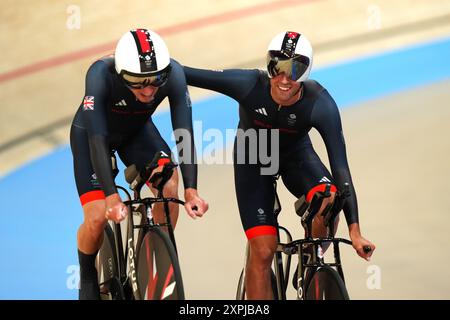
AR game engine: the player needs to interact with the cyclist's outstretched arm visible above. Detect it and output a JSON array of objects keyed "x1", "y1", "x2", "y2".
[
  {"x1": 310, "y1": 89, "x2": 375, "y2": 260},
  {"x1": 183, "y1": 66, "x2": 260, "y2": 102},
  {"x1": 168, "y1": 60, "x2": 208, "y2": 218},
  {"x1": 82, "y1": 60, "x2": 126, "y2": 222}
]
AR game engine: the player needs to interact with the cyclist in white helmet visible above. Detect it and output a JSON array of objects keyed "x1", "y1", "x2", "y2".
[
  {"x1": 70, "y1": 28, "x2": 208, "y2": 299},
  {"x1": 184, "y1": 31, "x2": 375, "y2": 299}
]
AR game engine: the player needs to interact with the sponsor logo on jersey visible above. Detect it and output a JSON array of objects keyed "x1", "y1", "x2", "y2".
[
  {"x1": 255, "y1": 107, "x2": 268, "y2": 116},
  {"x1": 287, "y1": 113, "x2": 297, "y2": 126},
  {"x1": 114, "y1": 99, "x2": 127, "y2": 107},
  {"x1": 257, "y1": 208, "x2": 266, "y2": 223},
  {"x1": 319, "y1": 176, "x2": 331, "y2": 183},
  {"x1": 90, "y1": 173, "x2": 100, "y2": 186}
]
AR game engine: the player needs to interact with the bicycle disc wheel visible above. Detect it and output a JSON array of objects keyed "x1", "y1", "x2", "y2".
[
  {"x1": 96, "y1": 223, "x2": 122, "y2": 300},
  {"x1": 136, "y1": 226, "x2": 184, "y2": 300},
  {"x1": 236, "y1": 269, "x2": 278, "y2": 300},
  {"x1": 305, "y1": 265, "x2": 349, "y2": 300}
]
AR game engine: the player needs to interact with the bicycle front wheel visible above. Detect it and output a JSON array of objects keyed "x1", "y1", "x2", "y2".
[
  {"x1": 236, "y1": 269, "x2": 278, "y2": 300},
  {"x1": 136, "y1": 226, "x2": 184, "y2": 300},
  {"x1": 304, "y1": 265, "x2": 349, "y2": 300},
  {"x1": 96, "y1": 223, "x2": 123, "y2": 300}
]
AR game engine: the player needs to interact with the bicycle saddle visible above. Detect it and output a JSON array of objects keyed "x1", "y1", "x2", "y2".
[
  {"x1": 295, "y1": 184, "x2": 332, "y2": 220},
  {"x1": 125, "y1": 151, "x2": 176, "y2": 192}
]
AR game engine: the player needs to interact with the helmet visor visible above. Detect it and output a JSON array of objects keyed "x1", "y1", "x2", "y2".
[
  {"x1": 120, "y1": 65, "x2": 171, "y2": 89},
  {"x1": 267, "y1": 51, "x2": 310, "y2": 81}
]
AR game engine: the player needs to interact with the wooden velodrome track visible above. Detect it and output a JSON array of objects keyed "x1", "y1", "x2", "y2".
[{"x1": 1, "y1": 0, "x2": 450, "y2": 299}]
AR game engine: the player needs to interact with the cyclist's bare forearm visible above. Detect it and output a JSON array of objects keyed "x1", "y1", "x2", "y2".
[
  {"x1": 348, "y1": 222, "x2": 361, "y2": 238},
  {"x1": 348, "y1": 222, "x2": 375, "y2": 260}
]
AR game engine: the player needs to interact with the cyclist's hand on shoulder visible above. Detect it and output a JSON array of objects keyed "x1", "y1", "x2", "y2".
[
  {"x1": 349, "y1": 223, "x2": 376, "y2": 261},
  {"x1": 105, "y1": 193, "x2": 128, "y2": 223},
  {"x1": 184, "y1": 188, "x2": 209, "y2": 219}
]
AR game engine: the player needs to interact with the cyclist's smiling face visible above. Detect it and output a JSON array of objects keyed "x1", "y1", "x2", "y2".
[
  {"x1": 270, "y1": 73, "x2": 302, "y2": 106},
  {"x1": 130, "y1": 85, "x2": 159, "y2": 103}
]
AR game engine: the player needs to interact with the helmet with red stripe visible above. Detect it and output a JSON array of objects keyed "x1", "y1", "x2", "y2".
[
  {"x1": 266, "y1": 31, "x2": 313, "y2": 83},
  {"x1": 115, "y1": 28, "x2": 171, "y2": 88}
]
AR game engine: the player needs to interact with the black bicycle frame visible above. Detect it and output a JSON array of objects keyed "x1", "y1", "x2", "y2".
[
  {"x1": 272, "y1": 177, "x2": 287, "y2": 300},
  {"x1": 271, "y1": 178, "x2": 352, "y2": 300},
  {"x1": 108, "y1": 154, "x2": 185, "y2": 300}
]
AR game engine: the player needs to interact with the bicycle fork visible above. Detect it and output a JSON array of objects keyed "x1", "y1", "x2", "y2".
[
  {"x1": 296, "y1": 243, "x2": 305, "y2": 299},
  {"x1": 126, "y1": 199, "x2": 141, "y2": 299}
]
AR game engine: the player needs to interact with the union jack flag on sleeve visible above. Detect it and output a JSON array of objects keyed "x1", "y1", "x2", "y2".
[{"x1": 83, "y1": 96, "x2": 95, "y2": 111}]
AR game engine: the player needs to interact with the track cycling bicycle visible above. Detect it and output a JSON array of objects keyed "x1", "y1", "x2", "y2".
[
  {"x1": 236, "y1": 176, "x2": 371, "y2": 300},
  {"x1": 96, "y1": 151, "x2": 185, "y2": 300}
]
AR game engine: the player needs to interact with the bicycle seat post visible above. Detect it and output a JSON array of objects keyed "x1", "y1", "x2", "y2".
[
  {"x1": 111, "y1": 153, "x2": 119, "y2": 179},
  {"x1": 162, "y1": 189, "x2": 178, "y2": 254},
  {"x1": 327, "y1": 217, "x2": 336, "y2": 237},
  {"x1": 305, "y1": 220, "x2": 314, "y2": 240}
]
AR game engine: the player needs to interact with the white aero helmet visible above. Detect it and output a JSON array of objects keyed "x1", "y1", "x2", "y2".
[
  {"x1": 266, "y1": 31, "x2": 313, "y2": 82},
  {"x1": 115, "y1": 28, "x2": 171, "y2": 88}
]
